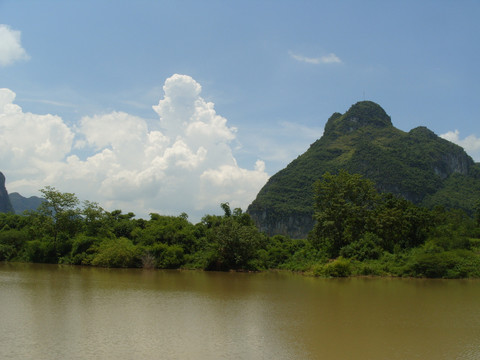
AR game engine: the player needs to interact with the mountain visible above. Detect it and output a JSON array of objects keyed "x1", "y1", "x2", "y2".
[
  {"x1": 0, "y1": 172, "x2": 14, "y2": 213},
  {"x1": 9, "y1": 192, "x2": 44, "y2": 214},
  {"x1": 247, "y1": 101, "x2": 480, "y2": 238}
]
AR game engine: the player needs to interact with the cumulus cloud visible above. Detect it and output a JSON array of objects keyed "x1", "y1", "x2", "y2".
[
  {"x1": 289, "y1": 51, "x2": 342, "y2": 64},
  {"x1": 1, "y1": 75, "x2": 269, "y2": 220},
  {"x1": 0, "y1": 88, "x2": 74, "y2": 167},
  {"x1": 440, "y1": 130, "x2": 480, "y2": 162},
  {"x1": 0, "y1": 24, "x2": 29, "y2": 66}
]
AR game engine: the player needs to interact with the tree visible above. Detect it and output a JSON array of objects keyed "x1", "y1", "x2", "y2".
[
  {"x1": 208, "y1": 217, "x2": 261, "y2": 270},
  {"x1": 82, "y1": 201, "x2": 110, "y2": 237},
  {"x1": 475, "y1": 200, "x2": 480, "y2": 227},
  {"x1": 374, "y1": 193, "x2": 431, "y2": 251},
  {"x1": 107, "y1": 210, "x2": 136, "y2": 239},
  {"x1": 221, "y1": 202, "x2": 232, "y2": 217},
  {"x1": 311, "y1": 170, "x2": 378, "y2": 258},
  {"x1": 37, "y1": 186, "x2": 81, "y2": 251},
  {"x1": 205, "y1": 203, "x2": 263, "y2": 270}
]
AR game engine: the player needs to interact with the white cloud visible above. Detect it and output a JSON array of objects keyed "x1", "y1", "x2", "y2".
[
  {"x1": 0, "y1": 88, "x2": 74, "y2": 167},
  {"x1": 199, "y1": 161, "x2": 267, "y2": 209},
  {"x1": 0, "y1": 24, "x2": 29, "y2": 66},
  {"x1": 1, "y1": 75, "x2": 269, "y2": 221},
  {"x1": 289, "y1": 51, "x2": 342, "y2": 64},
  {"x1": 440, "y1": 129, "x2": 480, "y2": 162}
]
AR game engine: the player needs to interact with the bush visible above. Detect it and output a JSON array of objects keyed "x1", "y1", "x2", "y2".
[
  {"x1": 357, "y1": 262, "x2": 384, "y2": 276},
  {"x1": 91, "y1": 237, "x2": 140, "y2": 268},
  {"x1": 184, "y1": 248, "x2": 217, "y2": 269},
  {"x1": 61, "y1": 235, "x2": 101, "y2": 265},
  {"x1": 158, "y1": 244, "x2": 185, "y2": 268},
  {"x1": 0, "y1": 244, "x2": 15, "y2": 261},
  {"x1": 145, "y1": 242, "x2": 185, "y2": 269},
  {"x1": 281, "y1": 243, "x2": 323, "y2": 271},
  {"x1": 22, "y1": 239, "x2": 57, "y2": 263},
  {"x1": 339, "y1": 232, "x2": 383, "y2": 261},
  {"x1": 0, "y1": 229, "x2": 29, "y2": 260},
  {"x1": 0, "y1": 229, "x2": 28, "y2": 249},
  {"x1": 313, "y1": 257, "x2": 352, "y2": 277},
  {"x1": 409, "y1": 249, "x2": 480, "y2": 278}
]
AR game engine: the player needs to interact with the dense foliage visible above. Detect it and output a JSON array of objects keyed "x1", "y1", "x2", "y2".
[{"x1": 1, "y1": 177, "x2": 480, "y2": 278}]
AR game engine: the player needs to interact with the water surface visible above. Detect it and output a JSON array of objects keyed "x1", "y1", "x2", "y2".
[{"x1": 1, "y1": 263, "x2": 480, "y2": 359}]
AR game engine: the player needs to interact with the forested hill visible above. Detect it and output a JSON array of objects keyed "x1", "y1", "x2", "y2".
[{"x1": 247, "y1": 101, "x2": 480, "y2": 238}]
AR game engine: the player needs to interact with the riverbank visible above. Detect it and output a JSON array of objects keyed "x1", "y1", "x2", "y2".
[{"x1": 1, "y1": 188, "x2": 480, "y2": 279}]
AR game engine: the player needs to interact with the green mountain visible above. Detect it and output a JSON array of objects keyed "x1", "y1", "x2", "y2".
[{"x1": 247, "y1": 101, "x2": 480, "y2": 238}]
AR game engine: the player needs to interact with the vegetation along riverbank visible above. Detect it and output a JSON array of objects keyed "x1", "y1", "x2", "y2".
[{"x1": 1, "y1": 170, "x2": 480, "y2": 279}]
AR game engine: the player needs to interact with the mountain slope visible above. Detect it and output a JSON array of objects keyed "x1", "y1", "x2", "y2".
[{"x1": 247, "y1": 101, "x2": 479, "y2": 238}]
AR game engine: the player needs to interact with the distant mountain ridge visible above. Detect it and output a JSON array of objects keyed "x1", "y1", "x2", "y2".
[
  {"x1": 9, "y1": 192, "x2": 44, "y2": 214},
  {"x1": 247, "y1": 101, "x2": 480, "y2": 238},
  {"x1": 0, "y1": 172, "x2": 44, "y2": 214}
]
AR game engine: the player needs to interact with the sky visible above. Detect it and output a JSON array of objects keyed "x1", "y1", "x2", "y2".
[{"x1": 1, "y1": 0, "x2": 479, "y2": 221}]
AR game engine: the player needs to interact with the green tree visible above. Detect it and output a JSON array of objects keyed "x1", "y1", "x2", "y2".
[
  {"x1": 207, "y1": 217, "x2": 262, "y2": 270},
  {"x1": 475, "y1": 200, "x2": 480, "y2": 227},
  {"x1": 204, "y1": 203, "x2": 263, "y2": 270},
  {"x1": 135, "y1": 213, "x2": 196, "y2": 253},
  {"x1": 82, "y1": 201, "x2": 110, "y2": 237},
  {"x1": 107, "y1": 210, "x2": 137, "y2": 239},
  {"x1": 221, "y1": 202, "x2": 232, "y2": 217},
  {"x1": 374, "y1": 193, "x2": 432, "y2": 251},
  {"x1": 311, "y1": 170, "x2": 378, "y2": 258},
  {"x1": 37, "y1": 186, "x2": 81, "y2": 253}
]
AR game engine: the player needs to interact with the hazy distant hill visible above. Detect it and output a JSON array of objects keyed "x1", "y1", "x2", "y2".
[
  {"x1": 247, "y1": 101, "x2": 480, "y2": 238},
  {"x1": 9, "y1": 192, "x2": 44, "y2": 214}
]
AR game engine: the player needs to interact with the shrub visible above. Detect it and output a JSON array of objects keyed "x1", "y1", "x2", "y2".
[
  {"x1": 323, "y1": 257, "x2": 352, "y2": 277},
  {"x1": 62, "y1": 234, "x2": 101, "y2": 265},
  {"x1": 339, "y1": 232, "x2": 383, "y2": 261},
  {"x1": 91, "y1": 237, "x2": 140, "y2": 268},
  {"x1": 146, "y1": 242, "x2": 185, "y2": 269},
  {"x1": 22, "y1": 239, "x2": 56, "y2": 263},
  {"x1": 281, "y1": 244, "x2": 323, "y2": 271},
  {"x1": 409, "y1": 249, "x2": 480, "y2": 278},
  {"x1": 158, "y1": 244, "x2": 185, "y2": 268},
  {"x1": 0, "y1": 229, "x2": 28, "y2": 249},
  {"x1": 313, "y1": 257, "x2": 352, "y2": 277},
  {"x1": 0, "y1": 244, "x2": 15, "y2": 261},
  {"x1": 357, "y1": 262, "x2": 384, "y2": 276},
  {"x1": 0, "y1": 229, "x2": 29, "y2": 260}
]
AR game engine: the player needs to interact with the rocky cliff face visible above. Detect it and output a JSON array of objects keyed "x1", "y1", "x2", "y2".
[
  {"x1": 251, "y1": 208, "x2": 315, "y2": 239},
  {"x1": 247, "y1": 101, "x2": 479, "y2": 238},
  {"x1": 0, "y1": 172, "x2": 14, "y2": 213}
]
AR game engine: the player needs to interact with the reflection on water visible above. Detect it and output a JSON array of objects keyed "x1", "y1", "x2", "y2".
[{"x1": 1, "y1": 263, "x2": 480, "y2": 359}]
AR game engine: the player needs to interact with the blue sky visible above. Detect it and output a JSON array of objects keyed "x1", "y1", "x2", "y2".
[{"x1": 1, "y1": 0, "x2": 479, "y2": 220}]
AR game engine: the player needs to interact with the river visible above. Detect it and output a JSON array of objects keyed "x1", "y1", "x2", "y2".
[{"x1": 1, "y1": 263, "x2": 480, "y2": 359}]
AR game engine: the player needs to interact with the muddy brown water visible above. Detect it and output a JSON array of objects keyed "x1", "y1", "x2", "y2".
[{"x1": 1, "y1": 263, "x2": 480, "y2": 359}]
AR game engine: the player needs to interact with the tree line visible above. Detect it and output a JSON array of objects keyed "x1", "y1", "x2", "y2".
[{"x1": 1, "y1": 171, "x2": 480, "y2": 278}]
